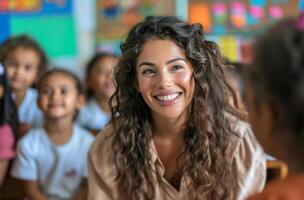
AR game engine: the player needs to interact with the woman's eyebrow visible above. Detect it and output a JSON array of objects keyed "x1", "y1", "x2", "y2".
[
  {"x1": 166, "y1": 57, "x2": 186, "y2": 64},
  {"x1": 138, "y1": 57, "x2": 186, "y2": 68},
  {"x1": 138, "y1": 62, "x2": 155, "y2": 68}
]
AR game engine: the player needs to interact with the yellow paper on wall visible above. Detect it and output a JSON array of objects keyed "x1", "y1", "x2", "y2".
[{"x1": 219, "y1": 36, "x2": 238, "y2": 62}]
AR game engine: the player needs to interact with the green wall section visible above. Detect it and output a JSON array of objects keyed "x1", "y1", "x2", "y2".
[
  {"x1": 176, "y1": 0, "x2": 188, "y2": 20},
  {"x1": 11, "y1": 15, "x2": 76, "y2": 58}
]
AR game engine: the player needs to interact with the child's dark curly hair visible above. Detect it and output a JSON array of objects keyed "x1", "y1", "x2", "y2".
[{"x1": 247, "y1": 16, "x2": 304, "y2": 139}]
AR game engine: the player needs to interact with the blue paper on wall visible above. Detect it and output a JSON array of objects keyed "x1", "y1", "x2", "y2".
[
  {"x1": 250, "y1": 0, "x2": 266, "y2": 6},
  {"x1": 0, "y1": 14, "x2": 10, "y2": 43}
]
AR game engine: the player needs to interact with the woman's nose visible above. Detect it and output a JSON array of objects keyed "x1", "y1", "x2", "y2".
[{"x1": 157, "y1": 71, "x2": 172, "y2": 89}]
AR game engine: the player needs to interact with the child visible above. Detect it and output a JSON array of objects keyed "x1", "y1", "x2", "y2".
[
  {"x1": 0, "y1": 34, "x2": 48, "y2": 135},
  {"x1": 224, "y1": 61, "x2": 246, "y2": 113},
  {"x1": 88, "y1": 16, "x2": 266, "y2": 200},
  {"x1": 0, "y1": 62, "x2": 18, "y2": 187},
  {"x1": 11, "y1": 69, "x2": 95, "y2": 200},
  {"x1": 245, "y1": 16, "x2": 304, "y2": 199},
  {"x1": 77, "y1": 52, "x2": 119, "y2": 135}
]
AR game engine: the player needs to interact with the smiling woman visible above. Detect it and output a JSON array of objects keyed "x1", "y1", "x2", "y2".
[
  {"x1": 88, "y1": 16, "x2": 266, "y2": 200},
  {"x1": 136, "y1": 39, "x2": 195, "y2": 120}
]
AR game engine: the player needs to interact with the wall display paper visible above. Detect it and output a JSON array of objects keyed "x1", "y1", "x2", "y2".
[
  {"x1": 189, "y1": 0, "x2": 300, "y2": 34},
  {"x1": 189, "y1": 3, "x2": 212, "y2": 32},
  {"x1": 97, "y1": 0, "x2": 175, "y2": 40},
  {"x1": 0, "y1": 0, "x2": 76, "y2": 59}
]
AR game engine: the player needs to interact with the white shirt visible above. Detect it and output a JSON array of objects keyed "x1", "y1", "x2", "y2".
[
  {"x1": 18, "y1": 88, "x2": 43, "y2": 127},
  {"x1": 11, "y1": 125, "x2": 95, "y2": 200},
  {"x1": 76, "y1": 99, "x2": 110, "y2": 131}
]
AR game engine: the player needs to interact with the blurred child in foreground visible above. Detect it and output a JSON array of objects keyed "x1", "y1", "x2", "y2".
[{"x1": 245, "y1": 15, "x2": 304, "y2": 200}]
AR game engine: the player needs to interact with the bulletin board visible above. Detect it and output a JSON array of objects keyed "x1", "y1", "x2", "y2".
[
  {"x1": 189, "y1": 0, "x2": 301, "y2": 34},
  {"x1": 188, "y1": 0, "x2": 302, "y2": 63},
  {"x1": 0, "y1": 0, "x2": 77, "y2": 59},
  {"x1": 95, "y1": 0, "x2": 175, "y2": 54}
]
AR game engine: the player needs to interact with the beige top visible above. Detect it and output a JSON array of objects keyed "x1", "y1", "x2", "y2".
[{"x1": 88, "y1": 119, "x2": 266, "y2": 200}]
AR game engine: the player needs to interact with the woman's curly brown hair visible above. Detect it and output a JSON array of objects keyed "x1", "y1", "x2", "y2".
[{"x1": 110, "y1": 16, "x2": 244, "y2": 200}]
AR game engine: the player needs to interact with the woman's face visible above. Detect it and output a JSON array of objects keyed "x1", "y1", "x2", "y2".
[{"x1": 136, "y1": 38, "x2": 195, "y2": 121}]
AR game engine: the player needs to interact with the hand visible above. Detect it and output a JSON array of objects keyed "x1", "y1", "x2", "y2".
[{"x1": 246, "y1": 175, "x2": 304, "y2": 200}]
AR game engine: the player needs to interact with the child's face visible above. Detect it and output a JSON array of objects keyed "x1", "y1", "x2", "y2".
[
  {"x1": 38, "y1": 72, "x2": 83, "y2": 120},
  {"x1": 87, "y1": 56, "x2": 117, "y2": 99},
  {"x1": 5, "y1": 47, "x2": 40, "y2": 92},
  {"x1": 136, "y1": 38, "x2": 195, "y2": 121}
]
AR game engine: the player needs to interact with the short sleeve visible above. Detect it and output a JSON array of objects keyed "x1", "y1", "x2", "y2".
[
  {"x1": 11, "y1": 135, "x2": 38, "y2": 180},
  {"x1": 231, "y1": 121, "x2": 267, "y2": 200},
  {"x1": 0, "y1": 125, "x2": 15, "y2": 159}
]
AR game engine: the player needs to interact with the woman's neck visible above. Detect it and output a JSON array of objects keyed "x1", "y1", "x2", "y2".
[
  {"x1": 152, "y1": 115, "x2": 187, "y2": 140},
  {"x1": 14, "y1": 89, "x2": 27, "y2": 107},
  {"x1": 95, "y1": 95, "x2": 111, "y2": 113}
]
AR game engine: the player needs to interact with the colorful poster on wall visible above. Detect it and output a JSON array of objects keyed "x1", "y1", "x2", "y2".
[
  {"x1": 219, "y1": 36, "x2": 239, "y2": 62},
  {"x1": 189, "y1": 0, "x2": 300, "y2": 35},
  {"x1": 189, "y1": 3, "x2": 212, "y2": 32},
  {"x1": 0, "y1": 0, "x2": 72, "y2": 14},
  {"x1": 231, "y1": 1, "x2": 247, "y2": 29},
  {"x1": 212, "y1": 2, "x2": 228, "y2": 33},
  {"x1": 96, "y1": 0, "x2": 175, "y2": 52},
  {"x1": 269, "y1": 5, "x2": 283, "y2": 20},
  {"x1": 0, "y1": 0, "x2": 76, "y2": 59}
]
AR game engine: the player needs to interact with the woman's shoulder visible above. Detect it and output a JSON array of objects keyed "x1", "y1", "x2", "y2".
[
  {"x1": 90, "y1": 124, "x2": 115, "y2": 162},
  {"x1": 88, "y1": 124, "x2": 117, "y2": 178},
  {"x1": 226, "y1": 113, "x2": 252, "y2": 139},
  {"x1": 226, "y1": 114, "x2": 264, "y2": 157}
]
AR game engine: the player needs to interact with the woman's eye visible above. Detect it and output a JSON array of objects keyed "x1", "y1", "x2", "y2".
[
  {"x1": 142, "y1": 69, "x2": 155, "y2": 75},
  {"x1": 172, "y1": 65, "x2": 183, "y2": 71}
]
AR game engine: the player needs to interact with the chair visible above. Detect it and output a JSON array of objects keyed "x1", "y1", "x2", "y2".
[{"x1": 266, "y1": 159, "x2": 288, "y2": 184}]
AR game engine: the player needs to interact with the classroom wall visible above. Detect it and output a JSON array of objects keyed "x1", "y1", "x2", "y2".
[
  {"x1": 0, "y1": 0, "x2": 109, "y2": 79},
  {"x1": 1, "y1": 0, "x2": 303, "y2": 76},
  {"x1": 188, "y1": 0, "x2": 302, "y2": 63}
]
